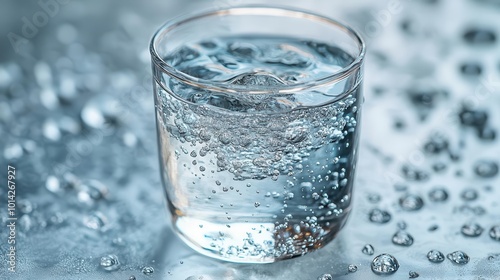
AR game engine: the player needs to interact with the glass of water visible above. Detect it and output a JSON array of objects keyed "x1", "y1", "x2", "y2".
[{"x1": 150, "y1": 6, "x2": 365, "y2": 263}]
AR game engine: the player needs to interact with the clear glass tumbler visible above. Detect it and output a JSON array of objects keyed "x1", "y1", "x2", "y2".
[{"x1": 150, "y1": 6, "x2": 365, "y2": 263}]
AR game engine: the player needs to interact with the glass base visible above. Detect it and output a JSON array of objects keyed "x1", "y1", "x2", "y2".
[{"x1": 170, "y1": 210, "x2": 350, "y2": 263}]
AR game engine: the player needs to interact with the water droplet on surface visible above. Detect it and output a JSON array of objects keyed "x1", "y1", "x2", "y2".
[
  {"x1": 460, "y1": 62, "x2": 482, "y2": 76},
  {"x1": 392, "y1": 230, "x2": 414, "y2": 246},
  {"x1": 460, "y1": 189, "x2": 478, "y2": 201},
  {"x1": 463, "y1": 28, "x2": 496, "y2": 45},
  {"x1": 397, "y1": 221, "x2": 407, "y2": 230},
  {"x1": 123, "y1": 132, "x2": 138, "y2": 147},
  {"x1": 447, "y1": 251, "x2": 470, "y2": 265},
  {"x1": 83, "y1": 211, "x2": 108, "y2": 230},
  {"x1": 43, "y1": 119, "x2": 62, "y2": 141},
  {"x1": 488, "y1": 254, "x2": 500, "y2": 262},
  {"x1": 401, "y1": 165, "x2": 429, "y2": 181},
  {"x1": 459, "y1": 107, "x2": 488, "y2": 128},
  {"x1": 4, "y1": 143, "x2": 23, "y2": 160},
  {"x1": 317, "y1": 273, "x2": 332, "y2": 280},
  {"x1": 18, "y1": 215, "x2": 32, "y2": 232},
  {"x1": 423, "y1": 134, "x2": 448, "y2": 154},
  {"x1": 46, "y1": 175, "x2": 61, "y2": 193},
  {"x1": 473, "y1": 160, "x2": 498, "y2": 178},
  {"x1": 77, "y1": 180, "x2": 109, "y2": 204},
  {"x1": 369, "y1": 208, "x2": 391, "y2": 224},
  {"x1": 254, "y1": 202, "x2": 261, "y2": 208},
  {"x1": 428, "y1": 224, "x2": 439, "y2": 231},
  {"x1": 490, "y1": 225, "x2": 500, "y2": 241},
  {"x1": 399, "y1": 194, "x2": 424, "y2": 211},
  {"x1": 81, "y1": 95, "x2": 120, "y2": 128},
  {"x1": 348, "y1": 264, "x2": 358, "y2": 273},
  {"x1": 461, "y1": 222, "x2": 483, "y2": 237},
  {"x1": 409, "y1": 271, "x2": 420, "y2": 278},
  {"x1": 129, "y1": 276, "x2": 136, "y2": 280},
  {"x1": 427, "y1": 250, "x2": 445, "y2": 263},
  {"x1": 477, "y1": 126, "x2": 496, "y2": 141},
  {"x1": 142, "y1": 266, "x2": 154, "y2": 275},
  {"x1": 428, "y1": 187, "x2": 448, "y2": 202},
  {"x1": 371, "y1": 254, "x2": 400, "y2": 275},
  {"x1": 362, "y1": 244, "x2": 375, "y2": 255},
  {"x1": 100, "y1": 254, "x2": 120, "y2": 271}
]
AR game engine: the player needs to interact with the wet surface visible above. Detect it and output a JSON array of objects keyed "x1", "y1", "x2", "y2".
[{"x1": 1, "y1": 0, "x2": 499, "y2": 279}]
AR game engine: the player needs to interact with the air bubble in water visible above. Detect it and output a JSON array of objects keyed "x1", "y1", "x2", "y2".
[
  {"x1": 447, "y1": 251, "x2": 470, "y2": 265},
  {"x1": 399, "y1": 194, "x2": 424, "y2": 211},
  {"x1": 461, "y1": 223, "x2": 483, "y2": 237},
  {"x1": 490, "y1": 225, "x2": 500, "y2": 241},
  {"x1": 392, "y1": 230, "x2": 414, "y2": 246},
  {"x1": 100, "y1": 254, "x2": 120, "y2": 271},
  {"x1": 362, "y1": 244, "x2": 375, "y2": 255},
  {"x1": 371, "y1": 254, "x2": 399, "y2": 275},
  {"x1": 368, "y1": 208, "x2": 391, "y2": 224},
  {"x1": 428, "y1": 187, "x2": 448, "y2": 202},
  {"x1": 427, "y1": 250, "x2": 445, "y2": 263}
]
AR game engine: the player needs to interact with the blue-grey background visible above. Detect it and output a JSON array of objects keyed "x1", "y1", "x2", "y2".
[{"x1": 1, "y1": 0, "x2": 500, "y2": 279}]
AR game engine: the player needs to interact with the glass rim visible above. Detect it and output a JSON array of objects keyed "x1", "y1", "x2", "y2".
[{"x1": 150, "y1": 6, "x2": 366, "y2": 94}]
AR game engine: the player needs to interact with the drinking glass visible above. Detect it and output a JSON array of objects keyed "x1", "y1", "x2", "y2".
[{"x1": 150, "y1": 6, "x2": 365, "y2": 263}]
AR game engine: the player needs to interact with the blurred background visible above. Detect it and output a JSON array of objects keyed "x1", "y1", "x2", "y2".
[{"x1": 1, "y1": 0, "x2": 499, "y2": 279}]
